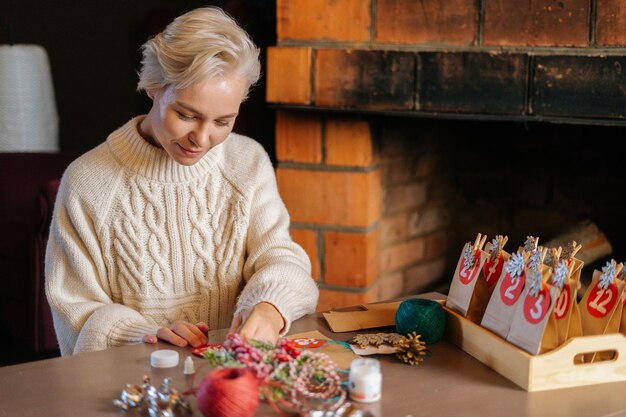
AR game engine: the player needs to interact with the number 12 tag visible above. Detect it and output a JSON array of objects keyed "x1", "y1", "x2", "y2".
[{"x1": 587, "y1": 281, "x2": 618, "y2": 318}]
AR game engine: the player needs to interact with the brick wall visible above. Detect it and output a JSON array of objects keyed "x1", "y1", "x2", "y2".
[
  {"x1": 378, "y1": 120, "x2": 450, "y2": 299},
  {"x1": 267, "y1": 0, "x2": 626, "y2": 310},
  {"x1": 275, "y1": 112, "x2": 383, "y2": 311}
]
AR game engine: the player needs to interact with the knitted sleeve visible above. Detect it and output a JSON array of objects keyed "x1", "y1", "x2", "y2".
[
  {"x1": 45, "y1": 171, "x2": 159, "y2": 356},
  {"x1": 236, "y1": 154, "x2": 319, "y2": 334}
]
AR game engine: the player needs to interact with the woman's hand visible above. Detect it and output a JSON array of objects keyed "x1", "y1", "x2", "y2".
[
  {"x1": 230, "y1": 302, "x2": 285, "y2": 344},
  {"x1": 143, "y1": 321, "x2": 208, "y2": 347}
]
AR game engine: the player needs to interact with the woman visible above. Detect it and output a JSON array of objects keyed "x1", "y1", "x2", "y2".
[{"x1": 45, "y1": 7, "x2": 318, "y2": 355}]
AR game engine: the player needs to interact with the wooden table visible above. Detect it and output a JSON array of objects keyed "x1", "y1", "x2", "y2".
[{"x1": 2, "y1": 295, "x2": 626, "y2": 417}]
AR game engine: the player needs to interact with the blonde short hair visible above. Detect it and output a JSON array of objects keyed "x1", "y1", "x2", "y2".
[{"x1": 137, "y1": 7, "x2": 260, "y2": 97}]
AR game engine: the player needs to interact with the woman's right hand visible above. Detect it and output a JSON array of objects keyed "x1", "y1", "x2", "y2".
[{"x1": 143, "y1": 321, "x2": 208, "y2": 347}]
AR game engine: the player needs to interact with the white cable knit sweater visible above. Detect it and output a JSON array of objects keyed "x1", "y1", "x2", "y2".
[{"x1": 45, "y1": 117, "x2": 318, "y2": 355}]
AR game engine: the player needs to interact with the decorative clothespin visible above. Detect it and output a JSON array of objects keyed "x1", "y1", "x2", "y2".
[
  {"x1": 462, "y1": 233, "x2": 486, "y2": 270},
  {"x1": 486, "y1": 235, "x2": 508, "y2": 262},
  {"x1": 504, "y1": 250, "x2": 525, "y2": 278},
  {"x1": 543, "y1": 247, "x2": 562, "y2": 268},
  {"x1": 599, "y1": 260, "x2": 618, "y2": 290},
  {"x1": 528, "y1": 246, "x2": 547, "y2": 271},
  {"x1": 561, "y1": 241, "x2": 582, "y2": 261},
  {"x1": 551, "y1": 260, "x2": 570, "y2": 290},
  {"x1": 523, "y1": 236, "x2": 539, "y2": 253}
]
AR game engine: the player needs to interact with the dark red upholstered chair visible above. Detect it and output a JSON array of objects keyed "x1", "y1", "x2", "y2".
[
  {"x1": 32, "y1": 179, "x2": 62, "y2": 353},
  {"x1": 0, "y1": 153, "x2": 77, "y2": 361}
]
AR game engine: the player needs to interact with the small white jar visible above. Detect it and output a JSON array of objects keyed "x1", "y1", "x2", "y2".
[{"x1": 349, "y1": 358, "x2": 382, "y2": 403}]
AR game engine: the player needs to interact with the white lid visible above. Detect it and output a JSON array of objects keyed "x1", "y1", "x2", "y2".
[{"x1": 150, "y1": 350, "x2": 180, "y2": 368}]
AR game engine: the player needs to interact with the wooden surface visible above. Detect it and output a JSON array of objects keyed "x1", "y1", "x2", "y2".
[{"x1": 3, "y1": 293, "x2": 626, "y2": 417}]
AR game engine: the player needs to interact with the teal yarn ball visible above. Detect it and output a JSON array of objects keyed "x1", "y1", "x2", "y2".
[{"x1": 395, "y1": 299, "x2": 446, "y2": 344}]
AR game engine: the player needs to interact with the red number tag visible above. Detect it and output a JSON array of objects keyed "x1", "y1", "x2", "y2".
[
  {"x1": 523, "y1": 286, "x2": 551, "y2": 324},
  {"x1": 587, "y1": 281, "x2": 618, "y2": 318},
  {"x1": 499, "y1": 271, "x2": 526, "y2": 306},
  {"x1": 290, "y1": 338, "x2": 327, "y2": 349},
  {"x1": 459, "y1": 249, "x2": 481, "y2": 285},
  {"x1": 483, "y1": 253, "x2": 504, "y2": 286},
  {"x1": 553, "y1": 283, "x2": 571, "y2": 320}
]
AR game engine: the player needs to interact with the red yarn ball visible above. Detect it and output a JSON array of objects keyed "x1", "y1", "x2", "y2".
[{"x1": 196, "y1": 368, "x2": 259, "y2": 417}]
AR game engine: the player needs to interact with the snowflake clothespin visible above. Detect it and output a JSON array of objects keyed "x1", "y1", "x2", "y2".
[
  {"x1": 618, "y1": 264, "x2": 626, "y2": 281},
  {"x1": 528, "y1": 268, "x2": 543, "y2": 297},
  {"x1": 599, "y1": 260, "x2": 617, "y2": 290},
  {"x1": 524, "y1": 236, "x2": 539, "y2": 253},
  {"x1": 561, "y1": 241, "x2": 582, "y2": 261},
  {"x1": 504, "y1": 250, "x2": 525, "y2": 278},
  {"x1": 528, "y1": 246, "x2": 545, "y2": 271},
  {"x1": 462, "y1": 243, "x2": 476, "y2": 270},
  {"x1": 487, "y1": 235, "x2": 508, "y2": 262},
  {"x1": 543, "y1": 247, "x2": 561, "y2": 268},
  {"x1": 551, "y1": 260, "x2": 569, "y2": 290}
]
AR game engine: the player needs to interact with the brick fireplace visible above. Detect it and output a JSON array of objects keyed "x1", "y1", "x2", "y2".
[{"x1": 266, "y1": 0, "x2": 626, "y2": 311}]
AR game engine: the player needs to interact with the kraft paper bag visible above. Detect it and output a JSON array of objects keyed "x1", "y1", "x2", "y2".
[
  {"x1": 553, "y1": 256, "x2": 584, "y2": 344},
  {"x1": 506, "y1": 266, "x2": 558, "y2": 355},
  {"x1": 463, "y1": 235, "x2": 511, "y2": 323},
  {"x1": 618, "y1": 268, "x2": 626, "y2": 336},
  {"x1": 481, "y1": 235, "x2": 511, "y2": 300},
  {"x1": 445, "y1": 234, "x2": 488, "y2": 322},
  {"x1": 481, "y1": 249, "x2": 531, "y2": 338},
  {"x1": 579, "y1": 260, "x2": 625, "y2": 362}
]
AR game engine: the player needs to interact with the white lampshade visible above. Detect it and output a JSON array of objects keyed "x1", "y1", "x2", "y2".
[{"x1": 0, "y1": 44, "x2": 59, "y2": 151}]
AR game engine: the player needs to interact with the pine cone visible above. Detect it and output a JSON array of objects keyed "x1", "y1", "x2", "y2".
[{"x1": 395, "y1": 332, "x2": 429, "y2": 366}]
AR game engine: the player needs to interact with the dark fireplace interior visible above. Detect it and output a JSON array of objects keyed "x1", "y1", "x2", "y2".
[{"x1": 380, "y1": 116, "x2": 625, "y2": 292}]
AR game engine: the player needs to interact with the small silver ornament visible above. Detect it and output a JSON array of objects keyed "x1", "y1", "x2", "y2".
[{"x1": 113, "y1": 376, "x2": 190, "y2": 416}]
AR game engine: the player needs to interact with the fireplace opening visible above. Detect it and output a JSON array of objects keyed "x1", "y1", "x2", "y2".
[{"x1": 378, "y1": 116, "x2": 625, "y2": 296}]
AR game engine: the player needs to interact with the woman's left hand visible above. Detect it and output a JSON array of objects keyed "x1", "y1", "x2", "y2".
[{"x1": 230, "y1": 302, "x2": 285, "y2": 344}]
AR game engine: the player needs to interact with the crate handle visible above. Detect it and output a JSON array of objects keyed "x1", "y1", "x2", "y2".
[{"x1": 540, "y1": 333, "x2": 626, "y2": 368}]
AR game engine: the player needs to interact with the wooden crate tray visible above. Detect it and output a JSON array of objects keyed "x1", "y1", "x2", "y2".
[{"x1": 444, "y1": 305, "x2": 626, "y2": 391}]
